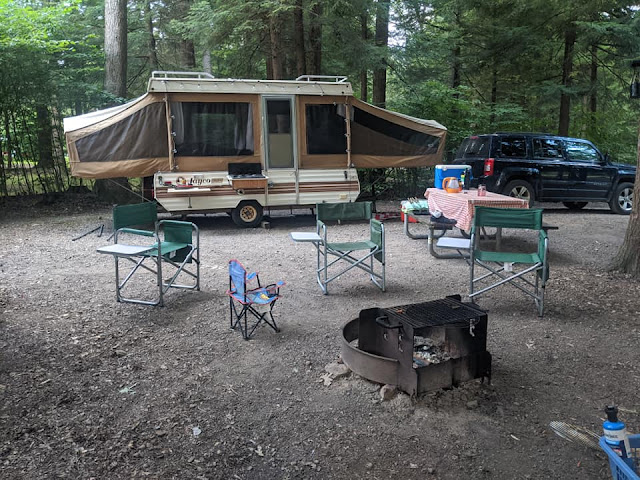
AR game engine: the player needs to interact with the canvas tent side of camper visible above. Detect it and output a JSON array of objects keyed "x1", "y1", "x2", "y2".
[{"x1": 63, "y1": 75, "x2": 447, "y2": 180}]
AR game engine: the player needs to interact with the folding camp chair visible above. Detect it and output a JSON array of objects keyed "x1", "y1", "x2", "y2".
[
  {"x1": 227, "y1": 259, "x2": 284, "y2": 340},
  {"x1": 109, "y1": 202, "x2": 158, "y2": 240},
  {"x1": 290, "y1": 202, "x2": 385, "y2": 294},
  {"x1": 469, "y1": 206, "x2": 549, "y2": 316},
  {"x1": 97, "y1": 218, "x2": 200, "y2": 307}
]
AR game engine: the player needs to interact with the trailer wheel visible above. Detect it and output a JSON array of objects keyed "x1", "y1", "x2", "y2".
[{"x1": 231, "y1": 200, "x2": 263, "y2": 228}]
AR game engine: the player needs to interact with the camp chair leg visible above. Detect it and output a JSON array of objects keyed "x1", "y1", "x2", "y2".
[
  {"x1": 470, "y1": 260, "x2": 546, "y2": 316},
  {"x1": 160, "y1": 252, "x2": 199, "y2": 292},
  {"x1": 317, "y1": 246, "x2": 384, "y2": 293},
  {"x1": 113, "y1": 255, "x2": 164, "y2": 306},
  {"x1": 470, "y1": 261, "x2": 543, "y2": 298},
  {"x1": 317, "y1": 243, "x2": 329, "y2": 295},
  {"x1": 230, "y1": 304, "x2": 281, "y2": 340}
]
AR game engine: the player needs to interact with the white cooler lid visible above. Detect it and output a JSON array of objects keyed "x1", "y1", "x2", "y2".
[{"x1": 435, "y1": 164, "x2": 471, "y2": 170}]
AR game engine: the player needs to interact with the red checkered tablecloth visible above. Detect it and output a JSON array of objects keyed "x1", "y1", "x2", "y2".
[{"x1": 424, "y1": 188, "x2": 529, "y2": 232}]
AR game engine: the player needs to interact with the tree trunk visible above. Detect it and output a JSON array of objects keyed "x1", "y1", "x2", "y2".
[
  {"x1": 174, "y1": 0, "x2": 195, "y2": 69},
  {"x1": 293, "y1": 0, "x2": 306, "y2": 77},
  {"x1": 452, "y1": 45, "x2": 461, "y2": 89},
  {"x1": 145, "y1": 0, "x2": 159, "y2": 73},
  {"x1": 3, "y1": 110, "x2": 12, "y2": 169},
  {"x1": 269, "y1": 15, "x2": 284, "y2": 79},
  {"x1": 202, "y1": 50, "x2": 211, "y2": 74},
  {"x1": 265, "y1": 48, "x2": 274, "y2": 80},
  {"x1": 558, "y1": 26, "x2": 576, "y2": 137},
  {"x1": 308, "y1": 1, "x2": 323, "y2": 75},
  {"x1": 181, "y1": 40, "x2": 196, "y2": 69},
  {"x1": 451, "y1": 8, "x2": 461, "y2": 91},
  {"x1": 372, "y1": 0, "x2": 390, "y2": 108},
  {"x1": 611, "y1": 117, "x2": 640, "y2": 276},
  {"x1": 102, "y1": 0, "x2": 133, "y2": 203},
  {"x1": 489, "y1": 63, "x2": 497, "y2": 127},
  {"x1": 360, "y1": 13, "x2": 368, "y2": 101},
  {"x1": 104, "y1": 0, "x2": 128, "y2": 98},
  {"x1": 36, "y1": 106, "x2": 53, "y2": 168},
  {"x1": 589, "y1": 44, "x2": 597, "y2": 115}
]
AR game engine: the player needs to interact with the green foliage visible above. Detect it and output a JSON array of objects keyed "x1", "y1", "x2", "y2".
[{"x1": 1, "y1": 0, "x2": 639, "y2": 198}]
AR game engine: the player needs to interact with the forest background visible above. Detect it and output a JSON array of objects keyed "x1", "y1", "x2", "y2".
[{"x1": 0, "y1": 0, "x2": 639, "y2": 199}]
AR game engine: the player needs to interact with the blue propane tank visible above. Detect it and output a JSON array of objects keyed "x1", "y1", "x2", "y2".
[{"x1": 603, "y1": 405, "x2": 633, "y2": 465}]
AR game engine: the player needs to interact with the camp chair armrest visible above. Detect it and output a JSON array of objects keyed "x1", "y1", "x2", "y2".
[
  {"x1": 538, "y1": 229, "x2": 549, "y2": 260},
  {"x1": 317, "y1": 220, "x2": 328, "y2": 243},
  {"x1": 118, "y1": 227, "x2": 156, "y2": 237},
  {"x1": 264, "y1": 281, "x2": 285, "y2": 294},
  {"x1": 539, "y1": 229, "x2": 549, "y2": 241}
]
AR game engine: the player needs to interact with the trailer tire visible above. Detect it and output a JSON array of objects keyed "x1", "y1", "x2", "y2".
[{"x1": 231, "y1": 201, "x2": 263, "y2": 228}]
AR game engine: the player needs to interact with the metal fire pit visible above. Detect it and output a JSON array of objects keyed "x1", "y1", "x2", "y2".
[{"x1": 341, "y1": 295, "x2": 491, "y2": 396}]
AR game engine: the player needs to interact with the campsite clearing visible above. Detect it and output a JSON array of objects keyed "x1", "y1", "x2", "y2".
[{"x1": 0, "y1": 193, "x2": 639, "y2": 479}]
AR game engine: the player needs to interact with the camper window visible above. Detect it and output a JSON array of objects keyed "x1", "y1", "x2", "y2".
[
  {"x1": 305, "y1": 104, "x2": 347, "y2": 155},
  {"x1": 171, "y1": 102, "x2": 253, "y2": 157}
]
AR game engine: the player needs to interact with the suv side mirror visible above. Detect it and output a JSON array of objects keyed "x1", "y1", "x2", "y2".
[{"x1": 603, "y1": 152, "x2": 610, "y2": 163}]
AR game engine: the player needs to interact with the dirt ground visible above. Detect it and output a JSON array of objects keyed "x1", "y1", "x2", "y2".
[{"x1": 1, "y1": 193, "x2": 639, "y2": 480}]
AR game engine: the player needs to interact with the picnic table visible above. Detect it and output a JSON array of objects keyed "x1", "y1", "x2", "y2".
[
  {"x1": 424, "y1": 188, "x2": 529, "y2": 233},
  {"x1": 403, "y1": 190, "x2": 556, "y2": 259}
]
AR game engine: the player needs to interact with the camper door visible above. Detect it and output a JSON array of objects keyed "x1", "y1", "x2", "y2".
[{"x1": 262, "y1": 96, "x2": 298, "y2": 205}]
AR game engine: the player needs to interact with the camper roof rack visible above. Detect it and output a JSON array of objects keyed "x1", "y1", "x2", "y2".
[
  {"x1": 152, "y1": 71, "x2": 215, "y2": 80},
  {"x1": 296, "y1": 75, "x2": 348, "y2": 83}
]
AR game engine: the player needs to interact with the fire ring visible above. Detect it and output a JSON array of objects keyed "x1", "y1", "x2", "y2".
[
  {"x1": 341, "y1": 318, "x2": 400, "y2": 387},
  {"x1": 340, "y1": 296, "x2": 492, "y2": 397}
]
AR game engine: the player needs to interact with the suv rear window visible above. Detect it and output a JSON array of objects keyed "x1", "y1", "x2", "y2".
[
  {"x1": 497, "y1": 136, "x2": 527, "y2": 158},
  {"x1": 456, "y1": 136, "x2": 490, "y2": 158}
]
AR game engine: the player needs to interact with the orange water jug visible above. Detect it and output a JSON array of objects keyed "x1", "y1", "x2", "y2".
[{"x1": 442, "y1": 177, "x2": 462, "y2": 193}]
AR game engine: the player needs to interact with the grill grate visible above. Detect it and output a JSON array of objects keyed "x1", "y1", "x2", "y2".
[{"x1": 383, "y1": 297, "x2": 485, "y2": 329}]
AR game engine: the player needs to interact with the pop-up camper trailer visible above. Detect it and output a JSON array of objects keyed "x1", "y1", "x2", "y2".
[{"x1": 64, "y1": 72, "x2": 447, "y2": 227}]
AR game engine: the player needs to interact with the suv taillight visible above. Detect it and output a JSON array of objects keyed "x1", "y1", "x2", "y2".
[{"x1": 484, "y1": 158, "x2": 495, "y2": 176}]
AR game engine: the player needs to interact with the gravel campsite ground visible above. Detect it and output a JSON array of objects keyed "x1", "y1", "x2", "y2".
[{"x1": 1, "y1": 193, "x2": 639, "y2": 479}]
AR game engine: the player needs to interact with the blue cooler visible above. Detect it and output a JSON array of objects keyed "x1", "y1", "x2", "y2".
[{"x1": 435, "y1": 165, "x2": 471, "y2": 189}]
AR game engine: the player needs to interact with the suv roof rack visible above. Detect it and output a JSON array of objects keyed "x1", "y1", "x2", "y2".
[{"x1": 492, "y1": 132, "x2": 554, "y2": 136}]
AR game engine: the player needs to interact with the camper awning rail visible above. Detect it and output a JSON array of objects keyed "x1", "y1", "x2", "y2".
[
  {"x1": 295, "y1": 75, "x2": 348, "y2": 83},
  {"x1": 147, "y1": 76, "x2": 354, "y2": 95},
  {"x1": 152, "y1": 71, "x2": 216, "y2": 80}
]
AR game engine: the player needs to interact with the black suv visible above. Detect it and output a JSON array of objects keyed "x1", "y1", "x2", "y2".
[{"x1": 453, "y1": 133, "x2": 636, "y2": 214}]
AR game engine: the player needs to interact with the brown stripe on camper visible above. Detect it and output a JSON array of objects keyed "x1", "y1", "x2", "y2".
[
  {"x1": 155, "y1": 186, "x2": 237, "y2": 198},
  {"x1": 266, "y1": 183, "x2": 296, "y2": 194},
  {"x1": 299, "y1": 181, "x2": 360, "y2": 193}
]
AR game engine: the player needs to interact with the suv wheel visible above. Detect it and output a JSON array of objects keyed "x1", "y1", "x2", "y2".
[
  {"x1": 609, "y1": 182, "x2": 634, "y2": 215},
  {"x1": 563, "y1": 201, "x2": 588, "y2": 210},
  {"x1": 503, "y1": 180, "x2": 535, "y2": 207}
]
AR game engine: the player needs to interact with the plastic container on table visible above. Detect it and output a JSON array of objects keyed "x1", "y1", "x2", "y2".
[
  {"x1": 400, "y1": 199, "x2": 429, "y2": 223},
  {"x1": 434, "y1": 165, "x2": 471, "y2": 189},
  {"x1": 599, "y1": 434, "x2": 640, "y2": 480}
]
